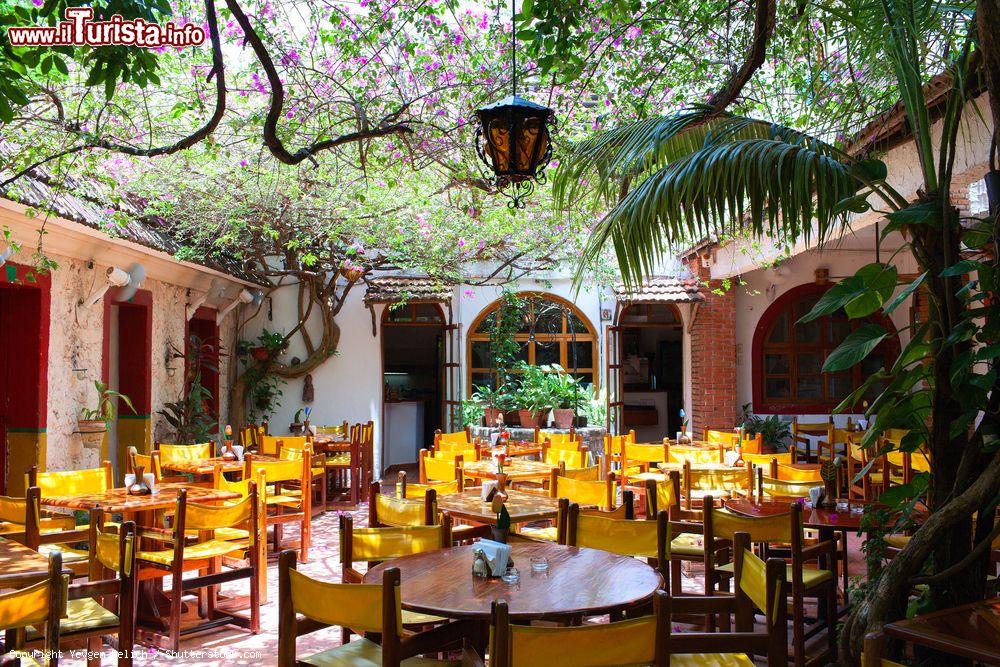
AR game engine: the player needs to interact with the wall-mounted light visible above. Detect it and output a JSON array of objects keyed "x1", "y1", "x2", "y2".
[
  {"x1": 216, "y1": 288, "x2": 263, "y2": 325},
  {"x1": 72, "y1": 367, "x2": 88, "y2": 381},
  {"x1": 164, "y1": 342, "x2": 178, "y2": 378},
  {"x1": 76, "y1": 265, "x2": 131, "y2": 321}
]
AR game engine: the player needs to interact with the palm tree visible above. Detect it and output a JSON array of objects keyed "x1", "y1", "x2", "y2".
[{"x1": 555, "y1": 0, "x2": 998, "y2": 661}]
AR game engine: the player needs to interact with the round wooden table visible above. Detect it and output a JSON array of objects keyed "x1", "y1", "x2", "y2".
[
  {"x1": 363, "y1": 543, "x2": 662, "y2": 620},
  {"x1": 724, "y1": 498, "x2": 865, "y2": 530}
]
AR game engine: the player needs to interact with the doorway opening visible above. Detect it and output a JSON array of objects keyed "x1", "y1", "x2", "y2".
[
  {"x1": 381, "y1": 303, "x2": 444, "y2": 474},
  {"x1": 0, "y1": 268, "x2": 49, "y2": 495},
  {"x1": 188, "y1": 308, "x2": 221, "y2": 432},
  {"x1": 103, "y1": 289, "x2": 152, "y2": 477},
  {"x1": 616, "y1": 303, "x2": 683, "y2": 441}
]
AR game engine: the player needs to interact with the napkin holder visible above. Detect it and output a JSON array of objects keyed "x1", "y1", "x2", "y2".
[
  {"x1": 481, "y1": 480, "x2": 497, "y2": 501},
  {"x1": 808, "y1": 486, "x2": 823, "y2": 507},
  {"x1": 475, "y1": 539, "x2": 512, "y2": 577},
  {"x1": 124, "y1": 472, "x2": 155, "y2": 494}
]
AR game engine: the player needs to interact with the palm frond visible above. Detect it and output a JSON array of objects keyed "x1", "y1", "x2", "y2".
[{"x1": 576, "y1": 133, "x2": 858, "y2": 288}]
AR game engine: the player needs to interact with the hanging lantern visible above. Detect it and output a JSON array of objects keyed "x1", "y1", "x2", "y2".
[{"x1": 473, "y1": 0, "x2": 557, "y2": 208}]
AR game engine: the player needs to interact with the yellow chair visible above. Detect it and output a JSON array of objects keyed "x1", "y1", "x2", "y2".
[
  {"x1": 278, "y1": 551, "x2": 463, "y2": 666},
  {"x1": 666, "y1": 441, "x2": 725, "y2": 465},
  {"x1": 564, "y1": 503, "x2": 669, "y2": 581},
  {"x1": 28, "y1": 461, "x2": 113, "y2": 498},
  {"x1": 489, "y1": 590, "x2": 668, "y2": 667},
  {"x1": 258, "y1": 435, "x2": 284, "y2": 456},
  {"x1": 279, "y1": 438, "x2": 326, "y2": 516},
  {"x1": 816, "y1": 427, "x2": 855, "y2": 462},
  {"x1": 396, "y1": 470, "x2": 462, "y2": 499},
  {"x1": 743, "y1": 449, "x2": 796, "y2": 467},
  {"x1": 602, "y1": 429, "x2": 635, "y2": 477},
  {"x1": 549, "y1": 470, "x2": 617, "y2": 511},
  {"x1": 431, "y1": 447, "x2": 480, "y2": 463},
  {"x1": 541, "y1": 441, "x2": 589, "y2": 469},
  {"x1": 434, "y1": 427, "x2": 473, "y2": 449},
  {"x1": 758, "y1": 475, "x2": 823, "y2": 500},
  {"x1": 157, "y1": 442, "x2": 213, "y2": 464},
  {"x1": 127, "y1": 446, "x2": 185, "y2": 483},
  {"x1": 0, "y1": 550, "x2": 65, "y2": 666},
  {"x1": 27, "y1": 516, "x2": 138, "y2": 664},
  {"x1": 704, "y1": 500, "x2": 837, "y2": 665},
  {"x1": 368, "y1": 481, "x2": 437, "y2": 527},
  {"x1": 536, "y1": 428, "x2": 584, "y2": 450},
  {"x1": 682, "y1": 462, "x2": 753, "y2": 509},
  {"x1": 620, "y1": 441, "x2": 670, "y2": 485},
  {"x1": 791, "y1": 417, "x2": 833, "y2": 462},
  {"x1": 138, "y1": 486, "x2": 262, "y2": 653},
  {"x1": 773, "y1": 461, "x2": 823, "y2": 482},
  {"x1": 248, "y1": 453, "x2": 312, "y2": 561},
  {"x1": 558, "y1": 463, "x2": 600, "y2": 481},
  {"x1": 705, "y1": 428, "x2": 740, "y2": 447},
  {"x1": 419, "y1": 449, "x2": 464, "y2": 485},
  {"x1": 0, "y1": 488, "x2": 75, "y2": 540}
]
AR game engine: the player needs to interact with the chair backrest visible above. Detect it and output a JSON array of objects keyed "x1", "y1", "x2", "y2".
[
  {"x1": 793, "y1": 417, "x2": 832, "y2": 434},
  {"x1": 743, "y1": 450, "x2": 795, "y2": 467},
  {"x1": 184, "y1": 488, "x2": 258, "y2": 534},
  {"x1": 279, "y1": 550, "x2": 405, "y2": 667},
  {"x1": 314, "y1": 421, "x2": 349, "y2": 436},
  {"x1": 536, "y1": 428, "x2": 583, "y2": 449},
  {"x1": 395, "y1": 471, "x2": 462, "y2": 498},
  {"x1": 741, "y1": 432, "x2": 764, "y2": 455},
  {"x1": 419, "y1": 449, "x2": 462, "y2": 483},
  {"x1": 772, "y1": 461, "x2": 823, "y2": 482},
  {"x1": 623, "y1": 441, "x2": 668, "y2": 464},
  {"x1": 566, "y1": 504, "x2": 668, "y2": 566},
  {"x1": 558, "y1": 464, "x2": 600, "y2": 481},
  {"x1": 30, "y1": 461, "x2": 114, "y2": 498},
  {"x1": 431, "y1": 447, "x2": 479, "y2": 463},
  {"x1": 85, "y1": 513, "x2": 139, "y2": 661},
  {"x1": 758, "y1": 473, "x2": 823, "y2": 500},
  {"x1": 706, "y1": 501, "x2": 796, "y2": 544},
  {"x1": 240, "y1": 424, "x2": 261, "y2": 448},
  {"x1": 368, "y1": 482, "x2": 436, "y2": 527},
  {"x1": 158, "y1": 442, "x2": 213, "y2": 463},
  {"x1": 490, "y1": 591, "x2": 666, "y2": 667},
  {"x1": 0, "y1": 549, "x2": 64, "y2": 663},
  {"x1": 213, "y1": 464, "x2": 264, "y2": 499},
  {"x1": 276, "y1": 436, "x2": 312, "y2": 460},
  {"x1": 249, "y1": 452, "x2": 310, "y2": 485},
  {"x1": 542, "y1": 443, "x2": 589, "y2": 469},
  {"x1": 434, "y1": 428, "x2": 471, "y2": 450},
  {"x1": 643, "y1": 471, "x2": 681, "y2": 517},
  {"x1": 705, "y1": 429, "x2": 739, "y2": 447},
  {"x1": 667, "y1": 443, "x2": 724, "y2": 464},
  {"x1": 551, "y1": 472, "x2": 616, "y2": 511},
  {"x1": 340, "y1": 514, "x2": 451, "y2": 569},
  {"x1": 684, "y1": 463, "x2": 753, "y2": 496},
  {"x1": 603, "y1": 431, "x2": 635, "y2": 457},
  {"x1": 258, "y1": 435, "x2": 283, "y2": 456}
]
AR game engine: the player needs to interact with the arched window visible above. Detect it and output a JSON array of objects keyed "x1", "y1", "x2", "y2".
[
  {"x1": 468, "y1": 293, "x2": 597, "y2": 392},
  {"x1": 752, "y1": 283, "x2": 900, "y2": 413}
]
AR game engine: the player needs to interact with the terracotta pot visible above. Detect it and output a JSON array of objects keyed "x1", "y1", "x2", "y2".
[
  {"x1": 289, "y1": 422, "x2": 305, "y2": 435},
  {"x1": 77, "y1": 419, "x2": 107, "y2": 450},
  {"x1": 482, "y1": 408, "x2": 505, "y2": 427},
  {"x1": 251, "y1": 347, "x2": 270, "y2": 362},
  {"x1": 517, "y1": 409, "x2": 545, "y2": 429},
  {"x1": 504, "y1": 410, "x2": 521, "y2": 427},
  {"x1": 551, "y1": 408, "x2": 575, "y2": 430}
]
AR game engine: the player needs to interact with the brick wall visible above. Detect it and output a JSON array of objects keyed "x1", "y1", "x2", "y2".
[{"x1": 684, "y1": 255, "x2": 738, "y2": 436}]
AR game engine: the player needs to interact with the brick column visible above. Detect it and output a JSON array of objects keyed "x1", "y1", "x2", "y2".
[{"x1": 684, "y1": 255, "x2": 738, "y2": 436}]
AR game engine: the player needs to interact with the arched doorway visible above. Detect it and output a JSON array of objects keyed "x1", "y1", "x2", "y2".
[
  {"x1": 612, "y1": 303, "x2": 683, "y2": 441},
  {"x1": 381, "y1": 302, "x2": 445, "y2": 473},
  {"x1": 467, "y1": 292, "x2": 598, "y2": 394},
  {"x1": 751, "y1": 283, "x2": 900, "y2": 414}
]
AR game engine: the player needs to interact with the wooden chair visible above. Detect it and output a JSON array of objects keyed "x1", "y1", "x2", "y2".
[
  {"x1": 0, "y1": 550, "x2": 64, "y2": 666},
  {"x1": 540, "y1": 441, "x2": 589, "y2": 470},
  {"x1": 703, "y1": 498, "x2": 837, "y2": 666},
  {"x1": 485, "y1": 589, "x2": 669, "y2": 667},
  {"x1": 155, "y1": 442, "x2": 214, "y2": 466},
  {"x1": 419, "y1": 449, "x2": 464, "y2": 485},
  {"x1": 396, "y1": 470, "x2": 462, "y2": 499},
  {"x1": 791, "y1": 417, "x2": 833, "y2": 463},
  {"x1": 620, "y1": 441, "x2": 670, "y2": 485},
  {"x1": 247, "y1": 453, "x2": 312, "y2": 561},
  {"x1": 757, "y1": 471, "x2": 824, "y2": 500},
  {"x1": 0, "y1": 487, "x2": 74, "y2": 542},
  {"x1": 127, "y1": 446, "x2": 185, "y2": 484},
  {"x1": 564, "y1": 504, "x2": 670, "y2": 583},
  {"x1": 816, "y1": 426, "x2": 855, "y2": 463},
  {"x1": 665, "y1": 532, "x2": 790, "y2": 666},
  {"x1": 518, "y1": 473, "x2": 617, "y2": 543},
  {"x1": 535, "y1": 428, "x2": 583, "y2": 449},
  {"x1": 211, "y1": 465, "x2": 270, "y2": 602},
  {"x1": 602, "y1": 429, "x2": 636, "y2": 478},
  {"x1": 26, "y1": 516, "x2": 138, "y2": 666},
  {"x1": 682, "y1": 461, "x2": 754, "y2": 510},
  {"x1": 434, "y1": 427, "x2": 474, "y2": 450},
  {"x1": 368, "y1": 481, "x2": 437, "y2": 527},
  {"x1": 257, "y1": 434, "x2": 283, "y2": 456},
  {"x1": 278, "y1": 437, "x2": 326, "y2": 516},
  {"x1": 704, "y1": 428, "x2": 742, "y2": 448},
  {"x1": 358, "y1": 420, "x2": 376, "y2": 492},
  {"x1": 557, "y1": 463, "x2": 600, "y2": 481},
  {"x1": 136, "y1": 486, "x2": 262, "y2": 653},
  {"x1": 239, "y1": 423, "x2": 262, "y2": 450},
  {"x1": 743, "y1": 448, "x2": 796, "y2": 468},
  {"x1": 325, "y1": 422, "x2": 362, "y2": 507},
  {"x1": 26, "y1": 463, "x2": 114, "y2": 567},
  {"x1": 430, "y1": 446, "x2": 480, "y2": 463},
  {"x1": 278, "y1": 550, "x2": 468, "y2": 667}
]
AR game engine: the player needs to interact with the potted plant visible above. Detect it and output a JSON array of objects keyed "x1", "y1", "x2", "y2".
[
  {"x1": 78, "y1": 380, "x2": 135, "y2": 450},
  {"x1": 472, "y1": 385, "x2": 516, "y2": 427},
  {"x1": 514, "y1": 363, "x2": 552, "y2": 429},
  {"x1": 739, "y1": 405, "x2": 792, "y2": 453},
  {"x1": 289, "y1": 406, "x2": 311, "y2": 434},
  {"x1": 251, "y1": 329, "x2": 286, "y2": 361},
  {"x1": 544, "y1": 364, "x2": 584, "y2": 429}
]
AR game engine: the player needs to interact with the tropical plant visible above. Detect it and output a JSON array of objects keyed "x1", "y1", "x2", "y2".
[
  {"x1": 488, "y1": 289, "x2": 527, "y2": 384},
  {"x1": 244, "y1": 366, "x2": 285, "y2": 424},
  {"x1": 471, "y1": 385, "x2": 517, "y2": 412},
  {"x1": 543, "y1": 364, "x2": 587, "y2": 410},
  {"x1": 513, "y1": 363, "x2": 555, "y2": 411},
  {"x1": 461, "y1": 399, "x2": 486, "y2": 427},
  {"x1": 80, "y1": 380, "x2": 135, "y2": 429},
  {"x1": 740, "y1": 410, "x2": 792, "y2": 452},
  {"x1": 158, "y1": 335, "x2": 223, "y2": 444},
  {"x1": 546, "y1": 0, "x2": 998, "y2": 659},
  {"x1": 257, "y1": 329, "x2": 287, "y2": 353},
  {"x1": 583, "y1": 386, "x2": 608, "y2": 427}
]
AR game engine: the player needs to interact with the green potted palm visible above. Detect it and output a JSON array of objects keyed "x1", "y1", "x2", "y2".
[
  {"x1": 545, "y1": 364, "x2": 584, "y2": 429},
  {"x1": 77, "y1": 380, "x2": 135, "y2": 450},
  {"x1": 472, "y1": 385, "x2": 516, "y2": 427},
  {"x1": 514, "y1": 363, "x2": 553, "y2": 429}
]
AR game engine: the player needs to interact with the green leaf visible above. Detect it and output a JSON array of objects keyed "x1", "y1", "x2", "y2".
[
  {"x1": 832, "y1": 193, "x2": 871, "y2": 215},
  {"x1": 798, "y1": 275, "x2": 865, "y2": 323},
  {"x1": 879, "y1": 472, "x2": 929, "y2": 508},
  {"x1": 844, "y1": 263, "x2": 898, "y2": 319},
  {"x1": 885, "y1": 202, "x2": 941, "y2": 227},
  {"x1": 940, "y1": 259, "x2": 983, "y2": 277},
  {"x1": 852, "y1": 158, "x2": 888, "y2": 182},
  {"x1": 823, "y1": 323, "x2": 887, "y2": 372},
  {"x1": 883, "y1": 271, "x2": 926, "y2": 315}
]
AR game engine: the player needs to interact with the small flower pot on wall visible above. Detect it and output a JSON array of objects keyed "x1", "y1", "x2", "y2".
[
  {"x1": 76, "y1": 419, "x2": 107, "y2": 450},
  {"x1": 551, "y1": 409, "x2": 575, "y2": 429},
  {"x1": 250, "y1": 347, "x2": 270, "y2": 362}
]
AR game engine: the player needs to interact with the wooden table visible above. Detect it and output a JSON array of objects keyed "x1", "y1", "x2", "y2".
[
  {"x1": 486, "y1": 441, "x2": 542, "y2": 458},
  {"x1": 0, "y1": 537, "x2": 70, "y2": 589},
  {"x1": 160, "y1": 455, "x2": 277, "y2": 476},
  {"x1": 364, "y1": 543, "x2": 662, "y2": 620},
  {"x1": 40, "y1": 483, "x2": 241, "y2": 514},
  {"x1": 438, "y1": 490, "x2": 560, "y2": 525},
  {"x1": 884, "y1": 598, "x2": 1000, "y2": 664},
  {"x1": 463, "y1": 459, "x2": 556, "y2": 483},
  {"x1": 724, "y1": 498, "x2": 865, "y2": 530},
  {"x1": 657, "y1": 461, "x2": 744, "y2": 473},
  {"x1": 312, "y1": 435, "x2": 350, "y2": 454}
]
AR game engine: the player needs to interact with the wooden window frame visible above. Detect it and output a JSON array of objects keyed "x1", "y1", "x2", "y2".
[
  {"x1": 467, "y1": 292, "x2": 598, "y2": 395},
  {"x1": 751, "y1": 282, "x2": 900, "y2": 414}
]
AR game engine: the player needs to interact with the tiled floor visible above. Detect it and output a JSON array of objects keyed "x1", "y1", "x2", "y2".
[{"x1": 51, "y1": 503, "x2": 866, "y2": 665}]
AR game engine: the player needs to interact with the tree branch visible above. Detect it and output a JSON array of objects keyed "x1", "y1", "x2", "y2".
[{"x1": 704, "y1": 0, "x2": 776, "y2": 113}]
